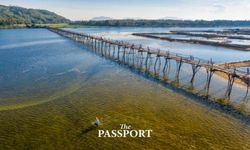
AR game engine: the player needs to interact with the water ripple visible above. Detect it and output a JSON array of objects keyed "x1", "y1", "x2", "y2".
[{"x1": 0, "y1": 39, "x2": 65, "y2": 50}]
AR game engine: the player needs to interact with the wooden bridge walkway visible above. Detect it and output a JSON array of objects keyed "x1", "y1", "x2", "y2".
[
  {"x1": 50, "y1": 28, "x2": 249, "y2": 81},
  {"x1": 49, "y1": 28, "x2": 250, "y2": 111}
]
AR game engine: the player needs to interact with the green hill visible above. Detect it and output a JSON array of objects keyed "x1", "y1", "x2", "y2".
[{"x1": 0, "y1": 5, "x2": 70, "y2": 25}]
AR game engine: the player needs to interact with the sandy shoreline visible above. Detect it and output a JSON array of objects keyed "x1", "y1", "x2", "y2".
[{"x1": 215, "y1": 61, "x2": 250, "y2": 88}]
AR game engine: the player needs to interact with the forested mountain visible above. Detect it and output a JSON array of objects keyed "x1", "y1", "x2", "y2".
[
  {"x1": 0, "y1": 5, "x2": 70, "y2": 25},
  {"x1": 71, "y1": 19, "x2": 250, "y2": 27}
]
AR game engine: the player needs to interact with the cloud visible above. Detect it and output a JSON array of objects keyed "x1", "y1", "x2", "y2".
[{"x1": 211, "y1": 4, "x2": 226, "y2": 13}]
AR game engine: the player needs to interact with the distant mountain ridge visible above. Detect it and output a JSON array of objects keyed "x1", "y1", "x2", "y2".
[
  {"x1": 160, "y1": 16, "x2": 184, "y2": 20},
  {"x1": 90, "y1": 16, "x2": 114, "y2": 21},
  {"x1": 0, "y1": 5, "x2": 70, "y2": 25},
  {"x1": 90, "y1": 16, "x2": 183, "y2": 21}
]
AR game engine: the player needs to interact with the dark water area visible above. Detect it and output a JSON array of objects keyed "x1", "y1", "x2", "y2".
[{"x1": 0, "y1": 28, "x2": 250, "y2": 149}]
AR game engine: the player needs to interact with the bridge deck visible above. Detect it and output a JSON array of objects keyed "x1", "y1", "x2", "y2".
[{"x1": 49, "y1": 28, "x2": 250, "y2": 83}]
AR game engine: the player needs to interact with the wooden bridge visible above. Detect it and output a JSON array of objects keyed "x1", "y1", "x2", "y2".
[{"x1": 49, "y1": 28, "x2": 250, "y2": 113}]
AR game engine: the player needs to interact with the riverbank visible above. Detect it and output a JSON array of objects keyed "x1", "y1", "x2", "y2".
[
  {"x1": 217, "y1": 60, "x2": 250, "y2": 68},
  {"x1": 214, "y1": 61, "x2": 250, "y2": 88},
  {"x1": 213, "y1": 70, "x2": 249, "y2": 89}
]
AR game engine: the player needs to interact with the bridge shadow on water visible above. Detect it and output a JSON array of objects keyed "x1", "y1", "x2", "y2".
[
  {"x1": 77, "y1": 125, "x2": 98, "y2": 137},
  {"x1": 101, "y1": 57, "x2": 250, "y2": 125},
  {"x1": 74, "y1": 42, "x2": 250, "y2": 125}
]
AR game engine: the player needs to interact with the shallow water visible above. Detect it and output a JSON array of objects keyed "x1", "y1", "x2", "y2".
[
  {"x1": 65, "y1": 27, "x2": 250, "y2": 110},
  {"x1": 0, "y1": 28, "x2": 250, "y2": 150}
]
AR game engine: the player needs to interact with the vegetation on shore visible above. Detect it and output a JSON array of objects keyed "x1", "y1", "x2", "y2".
[
  {"x1": 46, "y1": 24, "x2": 96, "y2": 28},
  {"x1": 0, "y1": 24, "x2": 27, "y2": 28}
]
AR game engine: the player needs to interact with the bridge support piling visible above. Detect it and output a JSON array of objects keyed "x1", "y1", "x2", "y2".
[
  {"x1": 190, "y1": 56, "x2": 201, "y2": 85},
  {"x1": 175, "y1": 55, "x2": 183, "y2": 83}
]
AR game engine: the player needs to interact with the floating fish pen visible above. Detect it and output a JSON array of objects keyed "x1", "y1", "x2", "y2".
[
  {"x1": 132, "y1": 33, "x2": 250, "y2": 51},
  {"x1": 170, "y1": 31, "x2": 250, "y2": 40},
  {"x1": 166, "y1": 29, "x2": 250, "y2": 35},
  {"x1": 49, "y1": 28, "x2": 250, "y2": 116},
  {"x1": 221, "y1": 28, "x2": 250, "y2": 35}
]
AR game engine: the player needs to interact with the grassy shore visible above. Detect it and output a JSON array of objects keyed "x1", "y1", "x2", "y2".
[
  {"x1": 0, "y1": 24, "x2": 27, "y2": 29},
  {"x1": 0, "y1": 24, "x2": 96, "y2": 29},
  {"x1": 47, "y1": 24, "x2": 96, "y2": 28}
]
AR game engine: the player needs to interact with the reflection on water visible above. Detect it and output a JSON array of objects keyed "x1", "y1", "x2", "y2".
[{"x1": 0, "y1": 28, "x2": 249, "y2": 149}]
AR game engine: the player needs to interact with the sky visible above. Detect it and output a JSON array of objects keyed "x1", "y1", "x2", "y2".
[{"x1": 1, "y1": 0, "x2": 250, "y2": 20}]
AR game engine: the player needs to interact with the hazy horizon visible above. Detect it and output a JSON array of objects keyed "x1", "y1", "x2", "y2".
[{"x1": 1, "y1": 0, "x2": 250, "y2": 21}]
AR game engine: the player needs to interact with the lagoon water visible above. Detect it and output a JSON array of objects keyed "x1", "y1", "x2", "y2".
[
  {"x1": 0, "y1": 28, "x2": 250, "y2": 149},
  {"x1": 66, "y1": 27, "x2": 250, "y2": 63}
]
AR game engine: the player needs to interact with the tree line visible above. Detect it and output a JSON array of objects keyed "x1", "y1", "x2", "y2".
[{"x1": 71, "y1": 19, "x2": 250, "y2": 27}]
